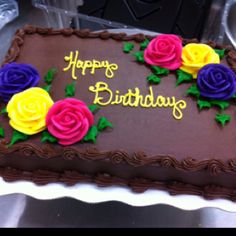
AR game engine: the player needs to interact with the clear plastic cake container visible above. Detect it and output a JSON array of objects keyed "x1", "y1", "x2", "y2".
[
  {"x1": 31, "y1": 0, "x2": 134, "y2": 30},
  {"x1": 31, "y1": 0, "x2": 159, "y2": 35}
]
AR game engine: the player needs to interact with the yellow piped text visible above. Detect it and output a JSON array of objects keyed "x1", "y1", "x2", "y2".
[
  {"x1": 63, "y1": 50, "x2": 118, "y2": 79},
  {"x1": 89, "y1": 82, "x2": 187, "y2": 120}
]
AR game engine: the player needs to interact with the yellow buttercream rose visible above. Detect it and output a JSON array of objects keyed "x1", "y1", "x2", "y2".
[
  {"x1": 180, "y1": 43, "x2": 220, "y2": 78},
  {"x1": 6, "y1": 87, "x2": 54, "y2": 135}
]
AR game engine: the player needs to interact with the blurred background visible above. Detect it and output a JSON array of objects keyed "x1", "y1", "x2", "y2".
[
  {"x1": 1, "y1": 0, "x2": 236, "y2": 228},
  {"x1": 32, "y1": 0, "x2": 212, "y2": 39}
]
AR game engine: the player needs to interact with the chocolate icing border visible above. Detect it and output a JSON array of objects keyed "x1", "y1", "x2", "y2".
[
  {"x1": 1, "y1": 142, "x2": 236, "y2": 176},
  {"x1": 2, "y1": 25, "x2": 236, "y2": 201},
  {"x1": 1, "y1": 166, "x2": 236, "y2": 201},
  {"x1": 2, "y1": 25, "x2": 235, "y2": 66}
]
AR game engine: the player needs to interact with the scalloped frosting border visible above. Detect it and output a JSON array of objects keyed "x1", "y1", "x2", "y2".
[
  {"x1": 1, "y1": 143, "x2": 236, "y2": 176},
  {"x1": 1, "y1": 25, "x2": 236, "y2": 178},
  {"x1": 1, "y1": 166, "x2": 236, "y2": 202}
]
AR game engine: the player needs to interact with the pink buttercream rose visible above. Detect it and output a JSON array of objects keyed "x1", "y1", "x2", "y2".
[
  {"x1": 46, "y1": 98, "x2": 94, "y2": 146},
  {"x1": 144, "y1": 34, "x2": 182, "y2": 70}
]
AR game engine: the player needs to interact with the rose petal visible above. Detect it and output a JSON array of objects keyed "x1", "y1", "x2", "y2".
[{"x1": 59, "y1": 119, "x2": 90, "y2": 146}]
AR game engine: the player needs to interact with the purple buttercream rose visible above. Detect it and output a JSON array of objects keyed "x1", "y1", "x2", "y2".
[
  {"x1": 0, "y1": 63, "x2": 40, "y2": 102},
  {"x1": 197, "y1": 64, "x2": 236, "y2": 100}
]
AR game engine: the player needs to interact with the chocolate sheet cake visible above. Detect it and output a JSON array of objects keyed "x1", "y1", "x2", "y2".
[{"x1": 1, "y1": 25, "x2": 236, "y2": 201}]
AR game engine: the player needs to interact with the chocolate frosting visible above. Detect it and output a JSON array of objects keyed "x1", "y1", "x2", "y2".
[
  {"x1": 1, "y1": 166, "x2": 236, "y2": 201},
  {"x1": 1, "y1": 25, "x2": 236, "y2": 201}
]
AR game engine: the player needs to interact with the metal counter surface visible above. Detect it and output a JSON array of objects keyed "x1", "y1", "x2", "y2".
[{"x1": 1, "y1": 0, "x2": 236, "y2": 228}]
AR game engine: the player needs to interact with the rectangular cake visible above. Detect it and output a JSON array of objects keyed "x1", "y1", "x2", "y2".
[{"x1": 1, "y1": 25, "x2": 236, "y2": 201}]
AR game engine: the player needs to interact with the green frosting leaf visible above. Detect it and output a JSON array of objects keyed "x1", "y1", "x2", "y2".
[
  {"x1": 83, "y1": 126, "x2": 98, "y2": 143},
  {"x1": 186, "y1": 84, "x2": 200, "y2": 98},
  {"x1": 215, "y1": 113, "x2": 231, "y2": 127},
  {"x1": 0, "y1": 107, "x2": 7, "y2": 115},
  {"x1": 41, "y1": 130, "x2": 58, "y2": 143},
  {"x1": 44, "y1": 68, "x2": 57, "y2": 84},
  {"x1": 151, "y1": 66, "x2": 169, "y2": 76},
  {"x1": 65, "y1": 81, "x2": 76, "y2": 97},
  {"x1": 214, "y1": 49, "x2": 226, "y2": 59},
  {"x1": 97, "y1": 117, "x2": 113, "y2": 132},
  {"x1": 197, "y1": 99, "x2": 212, "y2": 110},
  {"x1": 9, "y1": 130, "x2": 28, "y2": 147},
  {"x1": 140, "y1": 39, "x2": 150, "y2": 50},
  {"x1": 42, "y1": 84, "x2": 52, "y2": 93},
  {"x1": 232, "y1": 93, "x2": 236, "y2": 99},
  {"x1": 210, "y1": 100, "x2": 230, "y2": 110},
  {"x1": 88, "y1": 104, "x2": 100, "y2": 114},
  {"x1": 123, "y1": 42, "x2": 134, "y2": 53},
  {"x1": 176, "y1": 69, "x2": 193, "y2": 86},
  {"x1": 0, "y1": 127, "x2": 5, "y2": 138},
  {"x1": 147, "y1": 74, "x2": 161, "y2": 84},
  {"x1": 133, "y1": 51, "x2": 144, "y2": 63}
]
